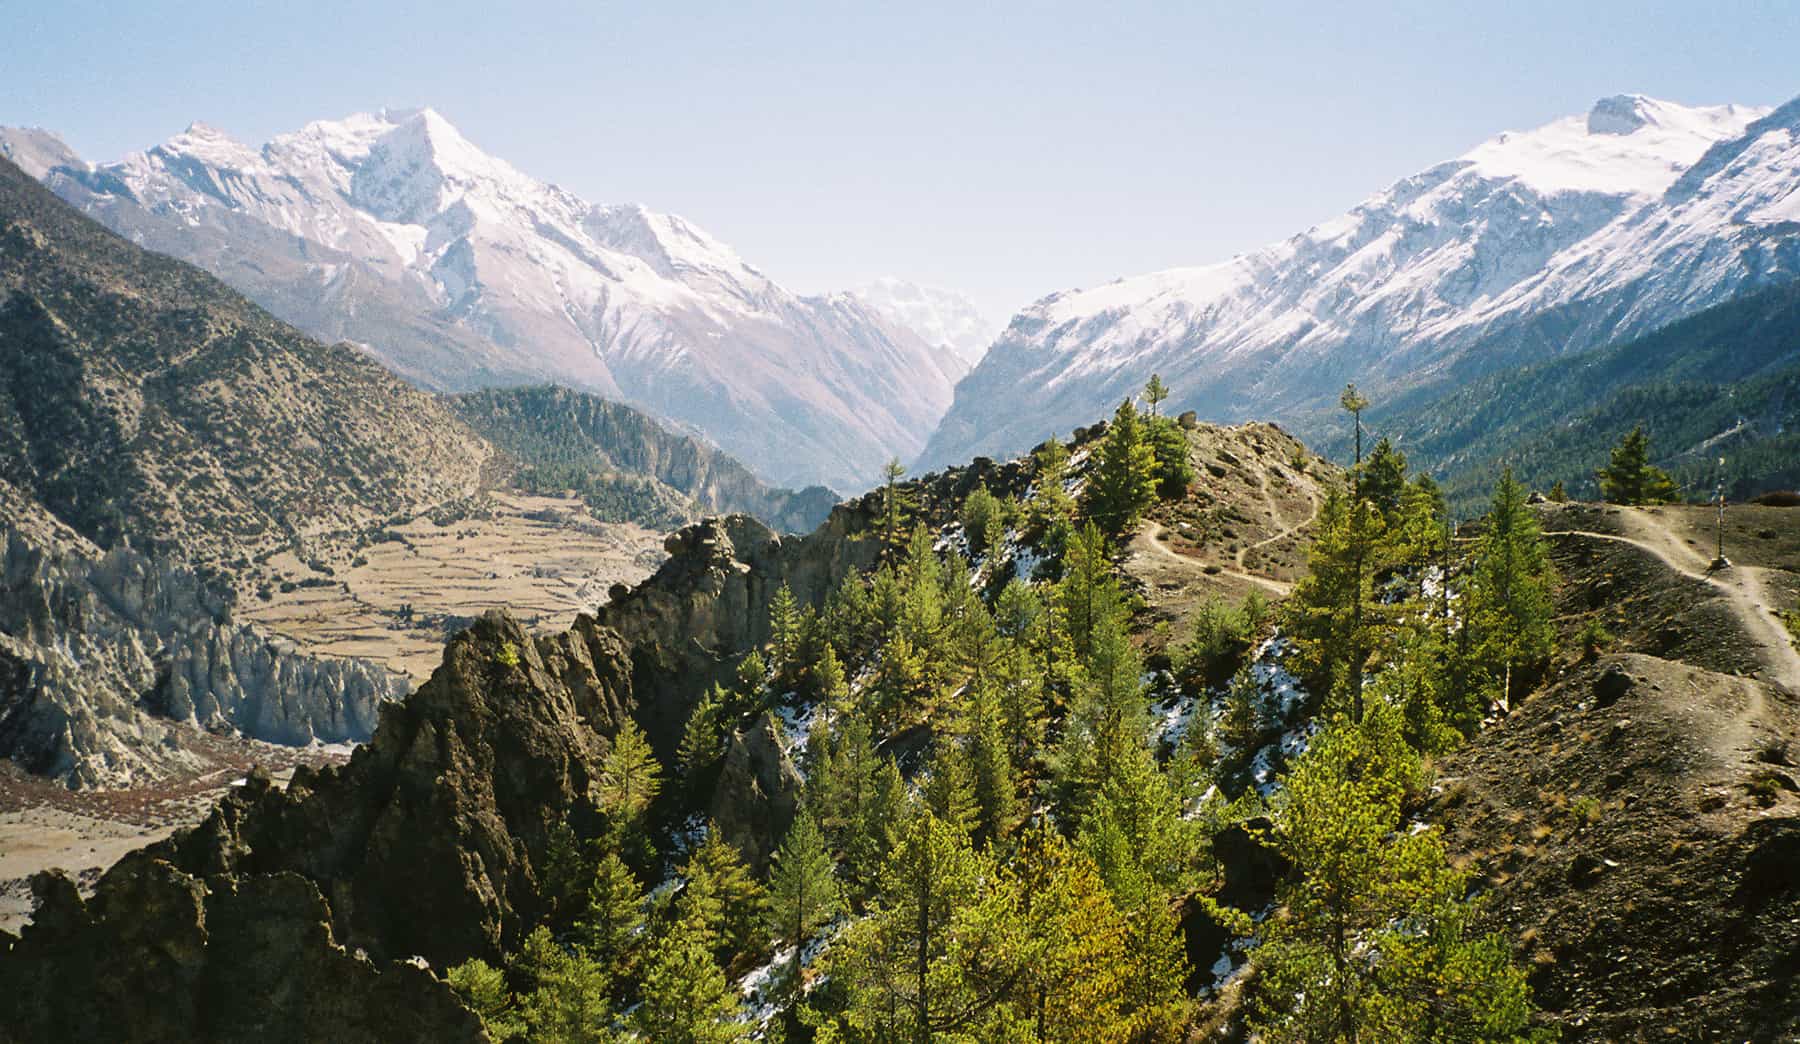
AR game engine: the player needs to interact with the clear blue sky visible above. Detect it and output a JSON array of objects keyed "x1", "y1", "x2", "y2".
[{"x1": 11, "y1": 1, "x2": 1797, "y2": 320}]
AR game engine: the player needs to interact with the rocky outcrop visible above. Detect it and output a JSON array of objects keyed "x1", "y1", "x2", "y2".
[
  {"x1": 710, "y1": 713, "x2": 804, "y2": 871},
  {"x1": 0, "y1": 861, "x2": 483, "y2": 1043},
  {"x1": 0, "y1": 525, "x2": 405, "y2": 787},
  {"x1": 0, "y1": 609, "x2": 643, "y2": 1038}
]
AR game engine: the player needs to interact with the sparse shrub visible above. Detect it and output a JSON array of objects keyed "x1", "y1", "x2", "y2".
[
  {"x1": 1569, "y1": 795, "x2": 1603, "y2": 826},
  {"x1": 495, "y1": 641, "x2": 522, "y2": 668},
  {"x1": 1577, "y1": 618, "x2": 1614, "y2": 661}
]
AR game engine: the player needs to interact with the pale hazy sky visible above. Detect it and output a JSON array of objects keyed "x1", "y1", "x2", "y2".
[{"x1": 11, "y1": 1, "x2": 1797, "y2": 320}]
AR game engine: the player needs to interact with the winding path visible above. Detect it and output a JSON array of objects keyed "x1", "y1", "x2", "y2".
[
  {"x1": 1134, "y1": 478, "x2": 1321, "y2": 599},
  {"x1": 1548, "y1": 509, "x2": 1799, "y2": 762}
]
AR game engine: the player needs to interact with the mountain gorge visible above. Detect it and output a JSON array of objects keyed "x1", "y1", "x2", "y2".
[
  {"x1": 2, "y1": 110, "x2": 965, "y2": 493},
  {"x1": 922, "y1": 94, "x2": 1800, "y2": 473}
]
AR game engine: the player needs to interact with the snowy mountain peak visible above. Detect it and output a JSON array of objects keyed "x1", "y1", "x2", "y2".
[
  {"x1": 851, "y1": 278, "x2": 998, "y2": 367},
  {"x1": 919, "y1": 92, "x2": 1800, "y2": 472},
  {"x1": 1587, "y1": 94, "x2": 1659, "y2": 135},
  {"x1": 1462, "y1": 95, "x2": 1764, "y2": 198}
]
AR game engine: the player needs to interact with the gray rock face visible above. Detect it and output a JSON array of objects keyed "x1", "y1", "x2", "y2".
[{"x1": 0, "y1": 526, "x2": 404, "y2": 787}]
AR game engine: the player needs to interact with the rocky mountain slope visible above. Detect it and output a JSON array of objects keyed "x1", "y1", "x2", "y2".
[
  {"x1": 449, "y1": 385, "x2": 836, "y2": 533},
  {"x1": 921, "y1": 94, "x2": 1800, "y2": 470},
  {"x1": 1348, "y1": 276, "x2": 1800, "y2": 512},
  {"x1": 2, "y1": 111, "x2": 964, "y2": 493},
  {"x1": 0, "y1": 152, "x2": 492, "y2": 577},
  {"x1": 0, "y1": 523, "x2": 403, "y2": 789}
]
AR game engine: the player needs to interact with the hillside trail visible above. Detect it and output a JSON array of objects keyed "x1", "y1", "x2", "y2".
[
  {"x1": 1548, "y1": 506, "x2": 1800, "y2": 759},
  {"x1": 1236, "y1": 471, "x2": 1322, "y2": 573},
  {"x1": 1133, "y1": 478, "x2": 1319, "y2": 598}
]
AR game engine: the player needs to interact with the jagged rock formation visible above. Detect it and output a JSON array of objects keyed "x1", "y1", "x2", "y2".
[
  {"x1": 1, "y1": 864, "x2": 483, "y2": 1043},
  {"x1": 0, "y1": 525, "x2": 405, "y2": 787},
  {"x1": 710, "y1": 713, "x2": 805, "y2": 871},
  {"x1": 0, "y1": 609, "x2": 639, "y2": 1038},
  {"x1": 0, "y1": 153, "x2": 492, "y2": 575},
  {"x1": 450, "y1": 385, "x2": 837, "y2": 533}
]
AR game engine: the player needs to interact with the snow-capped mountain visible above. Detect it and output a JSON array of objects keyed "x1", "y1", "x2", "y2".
[
  {"x1": 851, "y1": 277, "x2": 998, "y2": 370},
  {"x1": 2, "y1": 109, "x2": 960, "y2": 493},
  {"x1": 919, "y1": 94, "x2": 1800, "y2": 471}
]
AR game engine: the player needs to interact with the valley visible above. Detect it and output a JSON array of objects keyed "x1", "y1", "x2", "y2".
[
  {"x1": 240, "y1": 492, "x2": 665, "y2": 683},
  {"x1": 1, "y1": 39, "x2": 1798, "y2": 1041}
]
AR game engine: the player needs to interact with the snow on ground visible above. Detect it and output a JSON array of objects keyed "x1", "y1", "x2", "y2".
[
  {"x1": 736, "y1": 923, "x2": 840, "y2": 1035},
  {"x1": 773, "y1": 696, "x2": 819, "y2": 769}
]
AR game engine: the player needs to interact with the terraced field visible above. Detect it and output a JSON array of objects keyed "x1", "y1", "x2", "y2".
[{"x1": 240, "y1": 492, "x2": 667, "y2": 681}]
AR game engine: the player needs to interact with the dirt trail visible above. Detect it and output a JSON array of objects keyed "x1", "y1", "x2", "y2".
[
  {"x1": 1135, "y1": 521, "x2": 1292, "y2": 596},
  {"x1": 1549, "y1": 510, "x2": 1797, "y2": 764},
  {"x1": 1135, "y1": 477, "x2": 1320, "y2": 599},
  {"x1": 1236, "y1": 472, "x2": 1322, "y2": 574}
]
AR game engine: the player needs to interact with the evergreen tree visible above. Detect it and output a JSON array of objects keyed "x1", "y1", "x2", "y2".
[
  {"x1": 1467, "y1": 467, "x2": 1557, "y2": 708},
  {"x1": 1147, "y1": 412, "x2": 1195, "y2": 500},
  {"x1": 576, "y1": 851, "x2": 645, "y2": 976},
  {"x1": 1547, "y1": 478, "x2": 1568, "y2": 503},
  {"x1": 633, "y1": 916, "x2": 749, "y2": 1043},
  {"x1": 1086, "y1": 398, "x2": 1158, "y2": 534},
  {"x1": 1250, "y1": 713, "x2": 1535, "y2": 1041},
  {"x1": 923, "y1": 737, "x2": 979, "y2": 839},
  {"x1": 879, "y1": 457, "x2": 916, "y2": 553},
  {"x1": 685, "y1": 826, "x2": 767, "y2": 958},
  {"x1": 678, "y1": 685, "x2": 728, "y2": 781},
  {"x1": 1596, "y1": 424, "x2": 1679, "y2": 504},
  {"x1": 515, "y1": 926, "x2": 621, "y2": 1044},
  {"x1": 1144, "y1": 373, "x2": 1170, "y2": 416},
  {"x1": 1029, "y1": 434, "x2": 1077, "y2": 552},
  {"x1": 960, "y1": 483, "x2": 1006, "y2": 559},
  {"x1": 1360, "y1": 437, "x2": 1408, "y2": 517},
  {"x1": 596, "y1": 719, "x2": 661, "y2": 851},
  {"x1": 768, "y1": 583, "x2": 803, "y2": 675},
  {"x1": 827, "y1": 809, "x2": 1026, "y2": 1042},
  {"x1": 1013, "y1": 827, "x2": 1134, "y2": 1043},
  {"x1": 766, "y1": 811, "x2": 842, "y2": 1021},
  {"x1": 1286, "y1": 487, "x2": 1385, "y2": 721},
  {"x1": 967, "y1": 684, "x2": 1023, "y2": 845},
  {"x1": 446, "y1": 957, "x2": 526, "y2": 1041},
  {"x1": 1341, "y1": 383, "x2": 1370, "y2": 478}
]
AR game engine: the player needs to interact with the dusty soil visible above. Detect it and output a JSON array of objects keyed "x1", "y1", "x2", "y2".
[
  {"x1": 240, "y1": 491, "x2": 665, "y2": 681},
  {"x1": 1127, "y1": 423, "x2": 1330, "y2": 641},
  {"x1": 1430, "y1": 505, "x2": 1800, "y2": 1040}
]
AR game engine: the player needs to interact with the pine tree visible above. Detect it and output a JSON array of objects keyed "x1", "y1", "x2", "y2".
[
  {"x1": 879, "y1": 457, "x2": 915, "y2": 553},
  {"x1": 1467, "y1": 467, "x2": 1557, "y2": 709},
  {"x1": 1341, "y1": 383, "x2": 1370, "y2": 478},
  {"x1": 1286, "y1": 487, "x2": 1385, "y2": 721},
  {"x1": 515, "y1": 926, "x2": 620, "y2": 1044},
  {"x1": 968, "y1": 684, "x2": 1023, "y2": 845},
  {"x1": 1029, "y1": 434, "x2": 1077, "y2": 551},
  {"x1": 596, "y1": 719, "x2": 661, "y2": 844},
  {"x1": 633, "y1": 916, "x2": 749, "y2": 1043},
  {"x1": 685, "y1": 826, "x2": 766, "y2": 958},
  {"x1": 1013, "y1": 827, "x2": 1134, "y2": 1043},
  {"x1": 1547, "y1": 478, "x2": 1568, "y2": 503},
  {"x1": 1596, "y1": 424, "x2": 1679, "y2": 504},
  {"x1": 576, "y1": 851, "x2": 645, "y2": 976},
  {"x1": 447, "y1": 957, "x2": 526, "y2": 1041},
  {"x1": 768, "y1": 583, "x2": 803, "y2": 674},
  {"x1": 1086, "y1": 398, "x2": 1158, "y2": 534},
  {"x1": 1144, "y1": 373, "x2": 1169, "y2": 416},
  {"x1": 1360, "y1": 437, "x2": 1408, "y2": 517},
  {"x1": 1147, "y1": 412, "x2": 1195, "y2": 499},
  {"x1": 678, "y1": 685, "x2": 728, "y2": 781},
  {"x1": 1250, "y1": 714, "x2": 1534, "y2": 1041},
  {"x1": 766, "y1": 810, "x2": 842, "y2": 1022},
  {"x1": 960, "y1": 483, "x2": 1005, "y2": 559},
  {"x1": 923, "y1": 737, "x2": 979, "y2": 840}
]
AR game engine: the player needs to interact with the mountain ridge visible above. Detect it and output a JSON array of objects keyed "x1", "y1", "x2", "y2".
[
  {"x1": 2, "y1": 110, "x2": 965, "y2": 493},
  {"x1": 919, "y1": 93, "x2": 1800, "y2": 472}
]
